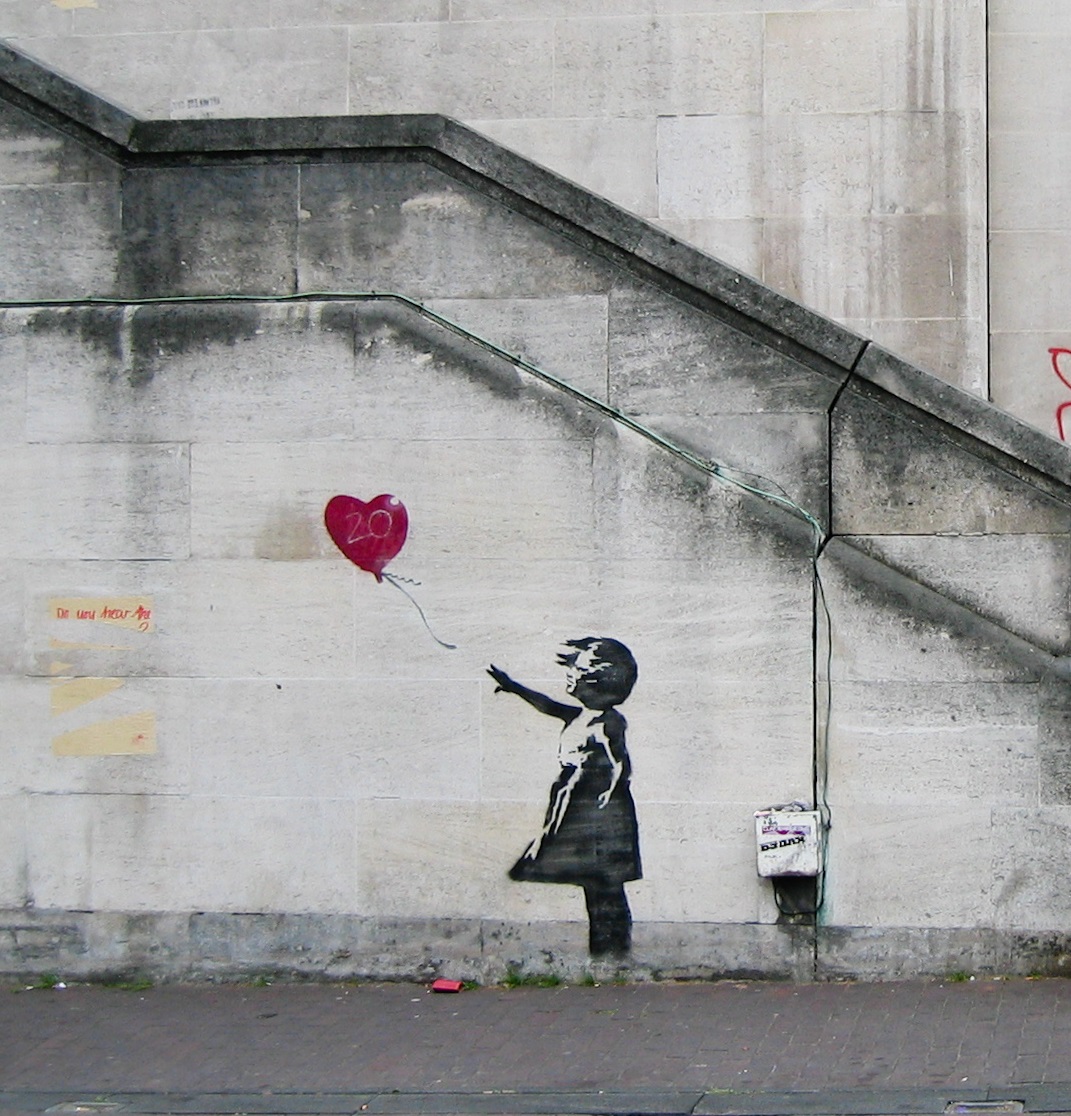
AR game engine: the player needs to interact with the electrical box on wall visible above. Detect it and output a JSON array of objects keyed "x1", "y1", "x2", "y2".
[{"x1": 755, "y1": 809, "x2": 823, "y2": 877}]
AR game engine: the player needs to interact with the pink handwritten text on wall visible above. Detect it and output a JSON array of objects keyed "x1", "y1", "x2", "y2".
[
  {"x1": 49, "y1": 597, "x2": 154, "y2": 633},
  {"x1": 1049, "y1": 347, "x2": 1071, "y2": 441}
]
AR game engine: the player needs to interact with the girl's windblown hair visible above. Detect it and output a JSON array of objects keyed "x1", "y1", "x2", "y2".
[{"x1": 557, "y1": 637, "x2": 638, "y2": 706}]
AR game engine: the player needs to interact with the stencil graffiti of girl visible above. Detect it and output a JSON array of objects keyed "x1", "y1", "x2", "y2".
[{"x1": 487, "y1": 637, "x2": 641, "y2": 958}]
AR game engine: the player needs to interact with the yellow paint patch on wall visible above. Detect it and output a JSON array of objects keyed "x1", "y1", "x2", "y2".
[
  {"x1": 51, "y1": 0, "x2": 98, "y2": 9},
  {"x1": 52, "y1": 711, "x2": 156, "y2": 756},
  {"x1": 50, "y1": 677, "x2": 125, "y2": 716},
  {"x1": 49, "y1": 661, "x2": 74, "y2": 675},
  {"x1": 49, "y1": 597, "x2": 154, "y2": 632},
  {"x1": 50, "y1": 638, "x2": 134, "y2": 652}
]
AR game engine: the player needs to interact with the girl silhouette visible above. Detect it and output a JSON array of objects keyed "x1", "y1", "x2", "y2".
[{"x1": 487, "y1": 637, "x2": 641, "y2": 957}]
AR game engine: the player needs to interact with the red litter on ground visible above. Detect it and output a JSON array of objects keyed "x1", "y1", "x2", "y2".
[{"x1": 431, "y1": 979, "x2": 463, "y2": 993}]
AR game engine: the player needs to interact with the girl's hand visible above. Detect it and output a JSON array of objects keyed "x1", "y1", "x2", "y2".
[
  {"x1": 597, "y1": 789, "x2": 612, "y2": 809},
  {"x1": 487, "y1": 664, "x2": 514, "y2": 693}
]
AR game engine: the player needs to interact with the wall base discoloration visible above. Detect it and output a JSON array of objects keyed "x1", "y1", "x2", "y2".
[
  {"x1": 0, "y1": 910, "x2": 807, "y2": 983},
  {"x1": 6, "y1": 911, "x2": 1071, "y2": 984}
]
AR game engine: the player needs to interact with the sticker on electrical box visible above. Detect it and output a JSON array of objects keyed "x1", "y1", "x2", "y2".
[{"x1": 755, "y1": 810, "x2": 822, "y2": 877}]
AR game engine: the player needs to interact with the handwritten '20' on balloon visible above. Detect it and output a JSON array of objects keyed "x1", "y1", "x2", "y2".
[{"x1": 324, "y1": 494, "x2": 409, "y2": 581}]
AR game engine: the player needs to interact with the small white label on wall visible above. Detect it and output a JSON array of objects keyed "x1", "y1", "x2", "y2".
[{"x1": 170, "y1": 95, "x2": 222, "y2": 119}]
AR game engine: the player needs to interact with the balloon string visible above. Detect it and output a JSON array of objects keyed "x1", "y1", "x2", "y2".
[{"x1": 382, "y1": 573, "x2": 457, "y2": 650}]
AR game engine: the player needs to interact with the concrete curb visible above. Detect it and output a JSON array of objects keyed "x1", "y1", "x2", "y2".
[{"x1": 0, "y1": 1089, "x2": 1064, "y2": 1116}]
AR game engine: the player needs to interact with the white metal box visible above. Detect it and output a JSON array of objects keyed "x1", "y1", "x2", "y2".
[{"x1": 754, "y1": 809, "x2": 823, "y2": 877}]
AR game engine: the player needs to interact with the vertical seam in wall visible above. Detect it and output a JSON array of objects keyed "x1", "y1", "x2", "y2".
[
  {"x1": 349, "y1": 303, "x2": 360, "y2": 680},
  {"x1": 823, "y1": 362, "x2": 856, "y2": 540},
  {"x1": 984, "y1": 0, "x2": 992, "y2": 402},
  {"x1": 294, "y1": 164, "x2": 302, "y2": 295},
  {"x1": 344, "y1": 25, "x2": 352, "y2": 117},
  {"x1": 604, "y1": 294, "x2": 610, "y2": 403},
  {"x1": 1034, "y1": 673, "x2": 1042, "y2": 812},
  {"x1": 758, "y1": 11, "x2": 768, "y2": 287},
  {"x1": 653, "y1": 116, "x2": 660, "y2": 226},
  {"x1": 549, "y1": 17, "x2": 557, "y2": 120},
  {"x1": 116, "y1": 167, "x2": 125, "y2": 286},
  {"x1": 810, "y1": 565, "x2": 821, "y2": 981},
  {"x1": 119, "y1": 302, "x2": 132, "y2": 380},
  {"x1": 184, "y1": 433, "x2": 193, "y2": 565},
  {"x1": 810, "y1": 349, "x2": 863, "y2": 976},
  {"x1": 19, "y1": 794, "x2": 30, "y2": 909}
]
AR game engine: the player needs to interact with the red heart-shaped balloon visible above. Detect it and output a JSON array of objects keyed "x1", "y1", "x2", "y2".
[{"x1": 324, "y1": 494, "x2": 408, "y2": 581}]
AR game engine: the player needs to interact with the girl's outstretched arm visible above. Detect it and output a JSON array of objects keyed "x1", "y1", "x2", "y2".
[{"x1": 487, "y1": 664, "x2": 578, "y2": 722}]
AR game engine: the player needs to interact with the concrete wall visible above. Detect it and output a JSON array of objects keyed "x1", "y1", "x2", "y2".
[
  {"x1": 821, "y1": 349, "x2": 1071, "y2": 977},
  {"x1": 3, "y1": 63, "x2": 1071, "y2": 982},
  {"x1": 988, "y1": 4, "x2": 1071, "y2": 441},
  {"x1": 0, "y1": 0, "x2": 988, "y2": 397}
]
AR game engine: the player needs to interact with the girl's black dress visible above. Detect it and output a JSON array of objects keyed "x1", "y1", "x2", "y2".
[{"x1": 509, "y1": 710, "x2": 641, "y2": 886}]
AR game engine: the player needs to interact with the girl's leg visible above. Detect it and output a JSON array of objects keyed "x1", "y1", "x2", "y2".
[{"x1": 583, "y1": 883, "x2": 632, "y2": 957}]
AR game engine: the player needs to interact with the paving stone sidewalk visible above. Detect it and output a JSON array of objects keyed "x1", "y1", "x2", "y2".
[{"x1": 2, "y1": 978, "x2": 1071, "y2": 1115}]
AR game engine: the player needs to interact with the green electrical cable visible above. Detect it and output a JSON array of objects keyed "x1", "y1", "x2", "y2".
[{"x1": 2, "y1": 288, "x2": 829, "y2": 551}]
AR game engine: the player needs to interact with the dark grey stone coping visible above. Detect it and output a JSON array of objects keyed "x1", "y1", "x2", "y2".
[
  {"x1": 0, "y1": 39, "x2": 863, "y2": 374},
  {"x1": 821, "y1": 537, "x2": 1071, "y2": 681},
  {"x1": 0, "y1": 40, "x2": 137, "y2": 147},
  {"x1": 3, "y1": 1089, "x2": 1066, "y2": 1116},
  {"x1": 854, "y1": 346, "x2": 1071, "y2": 495},
  {"x1": 2, "y1": 40, "x2": 1070, "y2": 503}
]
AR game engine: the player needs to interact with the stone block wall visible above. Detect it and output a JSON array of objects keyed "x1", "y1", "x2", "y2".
[
  {"x1": 2, "y1": 54, "x2": 1071, "y2": 982},
  {"x1": 0, "y1": 0, "x2": 987, "y2": 396},
  {"x1": 988, "y1": 3, "x2": 1071, "y2": 442}
]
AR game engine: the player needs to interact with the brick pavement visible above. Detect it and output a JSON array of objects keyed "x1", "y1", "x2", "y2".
[{"x1": 2, "y1": 978, "x2": 1071, "y2": 1114}]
